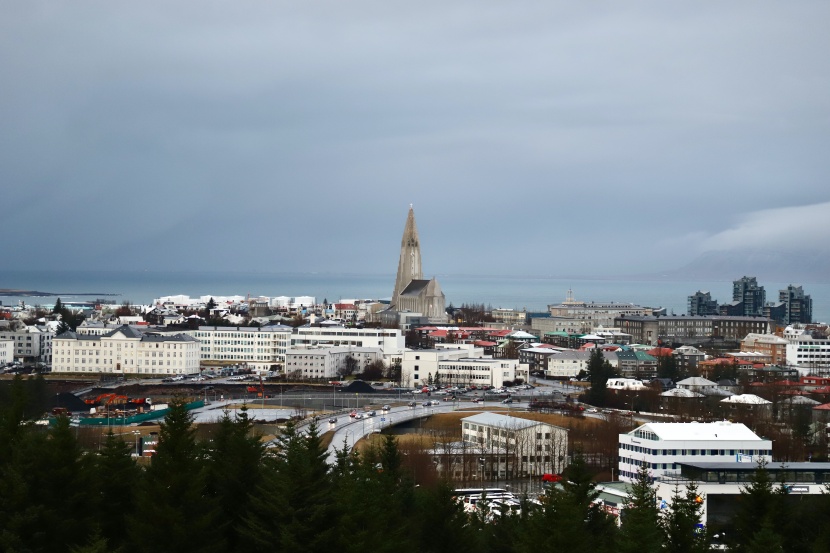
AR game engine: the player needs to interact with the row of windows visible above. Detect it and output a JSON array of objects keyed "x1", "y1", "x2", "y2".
[{"x1": 621, "y1": 443, "x2": 771, "y2": 457}]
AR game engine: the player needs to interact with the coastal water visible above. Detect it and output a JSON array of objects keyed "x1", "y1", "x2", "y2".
[{"x1": 1, "y1": 270, "x2": 828, "y2": 323}]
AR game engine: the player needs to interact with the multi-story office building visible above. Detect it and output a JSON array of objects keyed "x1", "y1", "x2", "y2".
[
  {"x1": 538, "y1": 291, "x2": 658, "y2": 335},
  {"x1": 491, "y1": 308, "x2": 528, "y2": 326},
  {"x1": 461, "y1": 412, "x2": 569, "y2": 477},
  {"x1": 779, "y1": 285, "x2": 812, "y2": 325},
  {"x1": 614, "y1": 315, "x2": 770, "y2": 346},
  {"x1": 292, "y1": 326, "x2": 405, "y2": 366},
  {"x1": 731, "y1": 276, "x2": 766, "y2": 317},
  {"x1": 740, "y1": 333, "x2": 788, "y2": 365},
  {"x1": 401, "y1": 345, "x2": 483, "y2": 387},
  {"x1": 437, "y1": 357, "x2": 523, "y2": 389},
  {"x1": 187, "y1": 325, "x2": 293, "y2": 370},
  {"x1": 687, "y1": 291, "x2": 719, "y2": 316},
  {"x1": 53, "y1": 325, "x2": 200, "y2": 376},
  {"x1": 784, "y1": 326, "x2": 830, "y2": 374},
  {"x1": 618, "y1": 421, "x2": 772, "y2": 482},
  {"x1": 284, "y1": 346, "x2": 383, "y2": 380}
]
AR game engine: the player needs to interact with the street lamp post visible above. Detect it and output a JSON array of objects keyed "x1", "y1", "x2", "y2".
[
  {"x1": 479, "y1": 457, "x2": 485, "y2": 491},
  {"x1": 131, "y1": 430, "x2": 140, "y2": 457}
]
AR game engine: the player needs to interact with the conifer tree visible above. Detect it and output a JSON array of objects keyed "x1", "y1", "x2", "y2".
[
  {"x1": 243, "y1": 421, "x2": 334, "y2": 553},
  {"x1": 618, "y1": 463, "x2": 664, "y2": 553},
  {"x1": 661, "y1": 481, "x2": 709, "y2": 553},
  {"x1": 92, "y1": 431, "x2": 142, "y2": 551},
  {"x1": 127, "y1": 398, "x2": 225, "y2": 553},
  {"x1": 204, "y1": 407, "x2": 264, "y2": 553},
  {"x1": 731, "y1": 459, "x2": 788, "y2": 552},
  {"x1": 518, "y1": 455, "x2": 617, "y2": 553}
]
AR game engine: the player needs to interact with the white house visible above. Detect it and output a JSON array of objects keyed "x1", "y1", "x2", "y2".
[{"x1": 618, "y1": 421, "x2": 772, "y2": 482}]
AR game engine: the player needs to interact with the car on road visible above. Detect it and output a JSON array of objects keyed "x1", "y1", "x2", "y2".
[
  {"x1": 422, "y1": 401, "x2": 431, "y2": 407},
  {"x1": 408, "y1": 401, "x2": 417, "y2": 407},
  {"x1": 472, "y1": 398, "x2": 483, "y2": 403},
  {"x1": 501, "y1": 398, "x2": 513, "y2": 404},
  {"x1": 353, "y1": 413, "x2": 363, "y2": 419},
  {"x1": 366, "y1": 411, "x2": 377, "y2": 417},
  {"x1": 349, "y1": 410, "x2": 358, "y2": 418},
  {"x1": 328, "y1": 417, "x2": 337, "y2": 424},
  {"x1": 586, "y1": 408, "x2": 598, "y2": 413},
  {"x1": 382, "y1": 404, "x2": 391, "y2": 412}
]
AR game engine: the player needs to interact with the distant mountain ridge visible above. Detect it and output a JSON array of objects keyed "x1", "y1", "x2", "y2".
[{"x1": 654, "y1": 250, "x2": 830, "y2": 283}]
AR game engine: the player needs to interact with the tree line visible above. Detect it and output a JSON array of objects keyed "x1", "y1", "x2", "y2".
[{"x1": 2, "y1": 375, "x2": 830, "y2": 552}]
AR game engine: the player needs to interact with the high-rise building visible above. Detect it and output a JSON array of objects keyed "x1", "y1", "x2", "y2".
[
  {"x1": 732, "y1": 276, "x2": 766, "y2": 316},
  {"x1": 688, "y1": 290, "x2": 719, "y2": 316},
  {"x1": 779, "y1": 284, "x2": 812, "y2": 325}
]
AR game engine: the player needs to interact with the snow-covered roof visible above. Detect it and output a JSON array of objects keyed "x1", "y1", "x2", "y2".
[
  {"x1": 720, "y1": 394, "x2": 772, "y2": 405},
  {"x1": 661, "y1": 388, "x2": 704, "y2": 398},
  {"x1": 461, "y1": 412, "x2": 541, "y2": 430},
  {"x1": 677, "y1": 377, "x2": 717, "y2": 387},
  {"x1": 629, "y1": 421, "x2": 764, "y2": 442}
]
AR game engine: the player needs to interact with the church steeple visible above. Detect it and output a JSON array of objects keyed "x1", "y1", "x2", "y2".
[{"x1": 392, "y1": 206, "x2": 423, "y2": 307}]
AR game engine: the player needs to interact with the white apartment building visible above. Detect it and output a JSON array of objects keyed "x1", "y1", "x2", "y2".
[
  {"x1": 784, "y1": 326, "x2": 830, "y2": 374},
  {"x1": 438, "y1": 357, "x2": 522, "y2": 389},
  {"x1": 284, "y1": 346, "x2": 383, "y2": 379},
  {"x1": 461, "y1": 412, "x2": 569, "y2": 477},
  {"x1": 292, "y1": 326, "x2": 404, "y2": 365},
  {"x1": 618, "y1": 421, "x2": 772, "y2": 482},
  {"x1": 187, "y1": 325, "x2": 293, "y2": 370},
  {"x1": 0, "y1": 338, "x2": 13, "y2": 365},
  {"x1": 401, "y1": 346, "x2": 483, "y2": 387},
  {"x1": 0, "y1": 325, "x2": 55, "y2": 364},
  {"x1": 53, "y1": 325, "x2": 200, "y2": 376}
]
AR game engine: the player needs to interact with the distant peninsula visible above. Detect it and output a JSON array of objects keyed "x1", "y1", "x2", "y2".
[{"x1": 0, "y1": 289, "x2": 120, "y2": 297}]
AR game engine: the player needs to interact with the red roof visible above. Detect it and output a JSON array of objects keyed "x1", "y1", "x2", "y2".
[
  {"x1": 474, "y1": 341, "x2": 498, "y2": 347},
  {"x1": 813, "y1": 403, "x2": 830, "y2": 411},
  {"x1": 647, "y1": 347, "x2": 674, "y2": 357}
]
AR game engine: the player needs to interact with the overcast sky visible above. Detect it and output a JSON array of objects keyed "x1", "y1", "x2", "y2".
[{"x1": 2, "y1": 1, "x2": 829, "y2": 277}]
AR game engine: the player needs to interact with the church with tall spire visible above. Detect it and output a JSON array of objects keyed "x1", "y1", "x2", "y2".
[{"x1": 388, "y1": 206, "x2": 447, "y2": 324}]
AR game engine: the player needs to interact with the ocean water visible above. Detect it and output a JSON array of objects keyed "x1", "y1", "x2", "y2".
[{"x1": 1, "y1": 270, "x2": 828, "y2": 323}]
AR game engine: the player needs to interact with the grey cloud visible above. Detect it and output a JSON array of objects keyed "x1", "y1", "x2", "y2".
[{"x1": 1, "y1": 1, "x2": 829, "y2": 277}]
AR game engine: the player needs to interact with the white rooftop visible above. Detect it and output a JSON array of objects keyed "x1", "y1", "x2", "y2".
[
  {"x1": 629, "y1": 421, "x2": 764, "y2": 442},
  {"x1": 461, "y1": 412, "x2": 541, "y2": 430},
  {"x1": 720, "y1": 394, "x2": 772, "y2": 405}
]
